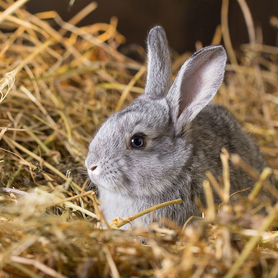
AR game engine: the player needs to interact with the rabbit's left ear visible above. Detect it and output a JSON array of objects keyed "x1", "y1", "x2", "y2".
[
  {"x1": 145, "y1": 26, "x2": 172, "y2": 99},
  {"x1": 167, "y1": 46, "x2": 227, "y2": 134}
]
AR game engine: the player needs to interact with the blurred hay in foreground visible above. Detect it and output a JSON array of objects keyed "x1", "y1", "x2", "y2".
[{"x1": 0, "y1": 0, "x2": 277, "y2": 277}]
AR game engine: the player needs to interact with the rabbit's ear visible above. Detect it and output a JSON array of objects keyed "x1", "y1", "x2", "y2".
[
  {"x1": 167, "y1": 46, "x2": 227, "y2": 134},
  {"x1": 145, "y1": 26, "x2": 172, "y2": 99}
]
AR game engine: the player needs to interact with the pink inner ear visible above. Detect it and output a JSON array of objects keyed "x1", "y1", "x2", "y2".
[
  {"x1": 178, "y1": 60, "x2": 205, "y2": 117},
  {"x1": 167, "y1": 45, "x2": 226, "y2": 132}
]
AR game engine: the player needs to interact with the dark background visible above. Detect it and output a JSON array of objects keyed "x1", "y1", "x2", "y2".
[{"x1": 27, "y1": 0, "x2": 277, "y2": 53}]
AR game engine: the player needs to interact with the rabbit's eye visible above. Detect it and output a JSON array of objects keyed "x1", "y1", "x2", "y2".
[{"x1": 130, "y1": 133, "x2": 146, "y2": 149}]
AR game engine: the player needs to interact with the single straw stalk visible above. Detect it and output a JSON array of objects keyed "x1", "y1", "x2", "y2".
[
  {"x1": 220, "y1": 148, "x2": 231, "y2": 203},
  {"x1": 111, "y1": 199, "x2": 183, "y2": 229},
  {"x1": 203, "y1": 180, "x2": 216, "y2": 221}
]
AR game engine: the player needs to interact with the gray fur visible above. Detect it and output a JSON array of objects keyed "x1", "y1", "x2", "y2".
[
  {"x1": 145, "y1": 26, "x2": 172, "y2": 98},
  {"x1": 86, "y1": 26, "x2": 265, "y2": 229}
]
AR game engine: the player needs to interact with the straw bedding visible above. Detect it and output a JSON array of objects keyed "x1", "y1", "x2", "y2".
[{"x1": 0, "y1": 1, "x2": 277, "y2": 277}]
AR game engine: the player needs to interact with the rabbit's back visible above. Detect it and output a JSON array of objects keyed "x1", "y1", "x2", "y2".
[{"x1": 187, "y1": 104, "x2": 265, "y2": 199}]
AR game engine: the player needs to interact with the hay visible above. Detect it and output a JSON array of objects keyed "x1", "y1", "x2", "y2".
[{"x1": 0, "y1": 0, "x2": 277, "y2": 277}]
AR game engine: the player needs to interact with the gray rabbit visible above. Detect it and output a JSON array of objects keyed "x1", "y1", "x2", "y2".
[{"x1": 86, "y1": 26, "x2": 265, "y2": 228}]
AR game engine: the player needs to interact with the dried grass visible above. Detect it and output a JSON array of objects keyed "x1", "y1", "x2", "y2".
[{"x1": 0, "y1": 0, "x2": 277, "y2": 277}]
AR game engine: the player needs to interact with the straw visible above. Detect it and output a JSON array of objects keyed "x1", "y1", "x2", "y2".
[{"x1": 0, "y1": 0, "x2": 277, "y2": 277}]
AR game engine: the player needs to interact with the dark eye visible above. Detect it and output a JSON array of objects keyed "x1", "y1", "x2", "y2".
[{"x1": 130, "y1": 133, "x2": 146, "y2": 149}]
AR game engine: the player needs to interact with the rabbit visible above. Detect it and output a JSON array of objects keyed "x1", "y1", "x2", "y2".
[{"x1": 85, "y1": 26, "x2": 265, "y2": 229}]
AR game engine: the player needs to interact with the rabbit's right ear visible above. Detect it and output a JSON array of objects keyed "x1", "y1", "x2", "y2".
[
  {"x1": 167, "y1": 46, "x2": 227, "y2": 134},
  {"x1": 145, "y1": 26, "x2": 172, "y2": 99}
]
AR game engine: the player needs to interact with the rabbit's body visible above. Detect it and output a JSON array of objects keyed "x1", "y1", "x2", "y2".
[
  {"x1": 95, "y1": 103, "x2": 264, "y2": 228},
  {"x1": 86, "y1": 26, "x2": 265, "y2": 229},
  {"x1": 189, "y1": 105, "x2": 265, "y2": 195}
]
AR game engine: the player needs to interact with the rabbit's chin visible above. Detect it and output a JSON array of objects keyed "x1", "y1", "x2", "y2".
[
  {"x1": 87, "y1": 171, "x2": 137, "y2": 196},
  {"x1": 95, "y1": 173, "x2": 184, "y2": 200},
  {"x1": 88, "y1": 173, "x2": 120, "y2": 194}
]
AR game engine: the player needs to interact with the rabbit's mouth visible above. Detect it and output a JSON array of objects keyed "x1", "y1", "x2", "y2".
[{"x1": 87, "y1": 167, "x2": 129, "y2": 195}]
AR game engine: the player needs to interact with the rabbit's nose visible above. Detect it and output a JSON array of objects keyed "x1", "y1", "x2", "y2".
[
  {"x1": 90, "y1": 164, "x2": 101, "y2": 175},
  {"x1": 91, "y1": 165, "x2": 97, "y2": 171}
]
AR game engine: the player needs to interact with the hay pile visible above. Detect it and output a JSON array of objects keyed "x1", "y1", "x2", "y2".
[{"x1": 0, "y1": 0, "x2": 277, "y2": 277}]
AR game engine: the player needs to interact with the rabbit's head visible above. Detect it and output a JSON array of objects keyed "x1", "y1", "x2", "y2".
[{"x1": 86, "y1": 26, "x2": 227, "y2": 198}]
